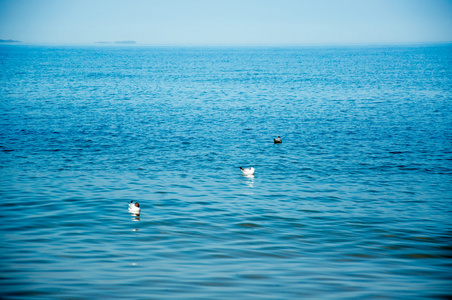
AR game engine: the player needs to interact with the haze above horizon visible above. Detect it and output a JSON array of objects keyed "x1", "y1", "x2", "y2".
[{"x1": 0, "y1": 0, "x2": 451, "y2": 45}]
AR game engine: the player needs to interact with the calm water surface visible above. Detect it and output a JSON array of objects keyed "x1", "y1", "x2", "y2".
[{"x1": 1, "y1": 44, "x2": 451, "y2": 299}]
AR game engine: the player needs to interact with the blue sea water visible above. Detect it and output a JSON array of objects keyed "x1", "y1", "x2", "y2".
[{"x1": 0, "y1": 44, "x2": 451, "y2": 299}]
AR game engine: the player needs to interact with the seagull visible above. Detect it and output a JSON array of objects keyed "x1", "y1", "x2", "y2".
[
  {"x1": 128, "y1": 200, "x2": 141, "y2": 214},
  {"x1": 274, "y1": 136, "x2": 282, "y2": 143},
  {"x1": 240, "y1": 167, "x2": 255, "y2": 176}
]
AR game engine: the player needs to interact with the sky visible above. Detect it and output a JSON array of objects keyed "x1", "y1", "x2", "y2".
[{"x1": 0, "y1": 0, "x2": 451, "y2": 45}]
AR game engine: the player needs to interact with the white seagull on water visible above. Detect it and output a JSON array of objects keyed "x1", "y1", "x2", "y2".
[
  {"x1": 240, "y1": 167, "x2": 255, "y2": 176},
  {"x1": 128, "y1": 200, "x2": 141, "y2": 214}
]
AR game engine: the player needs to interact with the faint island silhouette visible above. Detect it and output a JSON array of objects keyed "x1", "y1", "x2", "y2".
[
  {"x1": 95, "y1": 41, "x2": 137, "y2": 44},
  {"x1": 0, "y1": 39, "x2": 21, "y2": 43}
]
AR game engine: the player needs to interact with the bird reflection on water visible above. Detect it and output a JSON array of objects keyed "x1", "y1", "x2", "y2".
[{"x1": 244, "y1": 174, "x2": 254, "y2": 188}]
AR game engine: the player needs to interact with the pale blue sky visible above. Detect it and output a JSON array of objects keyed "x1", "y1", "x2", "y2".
[{"x1": 0, "y1": 0, "x2": 451, "y2": 45}]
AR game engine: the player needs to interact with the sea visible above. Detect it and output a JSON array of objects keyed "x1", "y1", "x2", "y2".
[{"x1": 0, "y1": 44, "x2": 451, "y2": 299}]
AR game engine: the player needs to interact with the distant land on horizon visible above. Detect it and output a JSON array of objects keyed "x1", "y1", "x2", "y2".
[
  {"x1": 0, "y1": 39, "x2": 21, "y2": 43},
  {"x1": 95, "y1": 41, "x2": 137, "y2": 44}
]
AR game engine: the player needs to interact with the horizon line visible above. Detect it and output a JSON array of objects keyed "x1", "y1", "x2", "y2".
[{"x1": 1, "y1": 40, "x2": 452, "y2": 47}]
